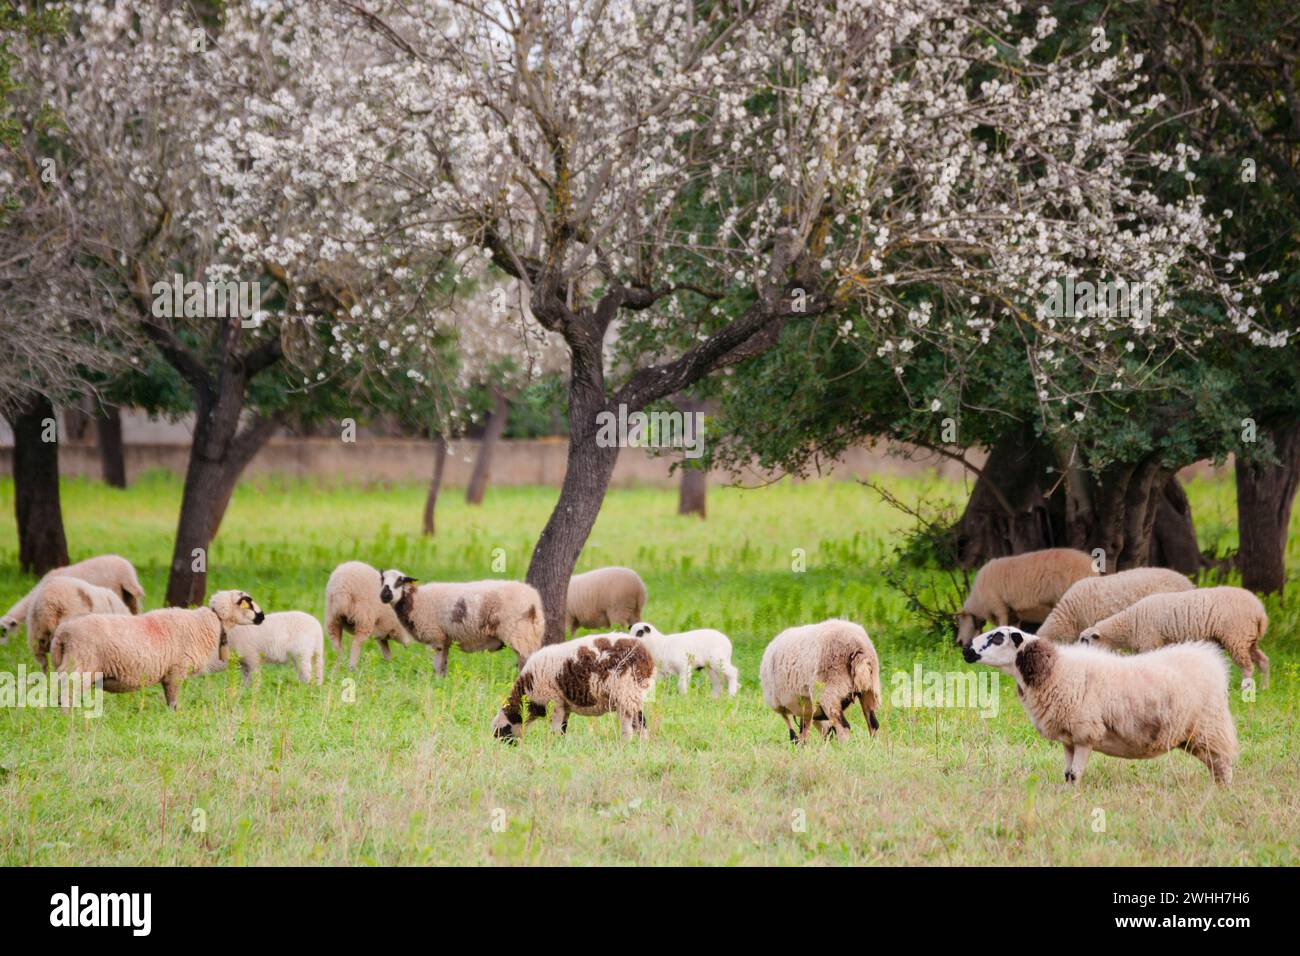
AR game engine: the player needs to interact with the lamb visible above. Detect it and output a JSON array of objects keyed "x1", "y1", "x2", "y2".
[
  {"x1": 629, "y1": 621, "x2": 738, "y2": 696},
  {"x1": 1, "y1": 553, "x2": 145, "y2": 643},
  {"x1": 52, "y1": 590, "x2": 264, "y2": 710},
  {"x1": 759, "y1": 619, "x2": 882, "y2": 742},
  {"x1": 25, "y1": 576, "x2": 130, "y2": 673},
  {"x1": 1079, "y1": 586, "x2": 1269, "y2": 689},
  {"x1": 379, "y1": 569, "x2": 544, "y2": 675},
  {"x1": 490, "y1": 633, "x2": 656, "y2": 741},
  {"x1": 1036, "y1": 567, "x2": 1195, "y2": 643},
  {"x1": 955, "y1": 548, "x2": 1097, "y2": 647},
  {"x1": 325, "y1": 561, "x2": 411, "y2": 670},
  {"x1": 566, "y1": 566, "x2": 647, "y2": 635},
  {"x1": 964, "y1": 626, "x2": 1237, "y2": 784},
  {"x1": 225, "y1": 611, "x2": 325, "y2": 686}
]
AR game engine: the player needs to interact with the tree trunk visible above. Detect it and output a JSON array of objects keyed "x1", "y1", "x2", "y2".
[
  {"x1": 11, "y1": 394, "x2": 70, "y2": 574},
  {"x1": 422, "y1": 435, "x2": 448, "y2": 536},
  {"x1": 1235, "y1": 421, "x2": 1300, "y2": 593},
  {"x1": 63, "y1": 401, "x2": 92, "y2": 444},
  {"x1": 678, "y1": 465, "x2": 707, "y2": 518},
  {"x1": 1152, "y1": 476, "x2": 1202, "y2": 575},
  {"x1": 96, "y1": 404, "x2": 127, "y2": 488},
  {"x1": 466, "y1": 390, "x2": 509, "y2": 505},
  {"x1": 952, "y1": 424, "x2": 1057, "y2": 567}
]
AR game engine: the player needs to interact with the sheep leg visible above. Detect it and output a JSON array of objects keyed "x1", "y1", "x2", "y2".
[
  {"x1": 635, "y1": 709, "x2": 648, "y2": 740},
  {"x1": 1062, "y1": 744, "x2": 1076, "y2": 783},
  {"x1": 313, "y1": 648, "x2": 324, "y2": 686},
  {"x1": 348, "y1": 633, "x2": 366, "y2": 670},
  {"x1": 619, "y1": 710, "x2": 636, "y2": 740},
  {"x1": 677, "y1": 668, "x2": 691, "y2": 695},
  {"x1": 1181, "y1": 737, "x2": 1234, "y2": 785},
  {"x1": 160, "y1": 671, "x2": 183, "y2": 710},
  {"x1": 723, "y1": 663, "x2": 739, "y2": 697},
  {"x1": 295, "y1": 652, "x2": 312, "y2": 683},
  {"x1": 781, "y1": 712, "x2": 798, "y2": 742},
  {"x1": 1067, "y1": 745, "x2": 1091, "y2": 784},
  {"x1": 432, "y1": 644, "x2": 449, "y2": 677},
  {"x1": 1251, "y1": 645, "x2": 1270, "y2": 690},
  {"x1": 378, "y1": 638, "x2": 393, "y2": 661},
  {"x1": 707, "y1": 666, "x2": 723, "y2": 698},
  {"x1": 239, "y1": 656, "x2": 258, "y2": 687},
  {"x1": 551, "y1": 704, "x2": 568, "y2": 735},
  {"x1": 326, "y1": 616, "x2": 343, "y2": 652}
]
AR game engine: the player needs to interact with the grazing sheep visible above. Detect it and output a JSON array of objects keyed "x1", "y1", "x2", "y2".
[
  {"x1": 566, "y1": 566, "x2": 647, "y2": 635},
  {"x1": 964, "y1": 626, "x2": 1237, "y2": 784},
  {"x1": 52, "y1": 590, "x2": 264, "y2": 710},
  {"x1": 25, "y1": 576, "x2": 130, "y2": 673},
  {"x1": 1036, "y1": 567, "x2": 1195, "y2": 643},
  {"x1": 759, "y1": 619, "x2": 882, "y2": 742},
  {"x1": 380, "y1": 570, "x2": 544, "y2": 675},
  {"x1": 325, "y1": 561, "x2": 411, "y2": 670},
  {"x1": 1080, "y1": 587, "x2": 1270, "y2": 689},
  {"x1": 490, "y1": 633, "x2": 656, "y2": 742},
  {"x1": 955, "y1": 548, "x2": 1097, "y2": 647},
  {"x1": 629, "y1": 621, "x2": 738, "y2": 696},
  {"x1": 1, "y1": 553, "x2": 145, "y2": 643},
  {"x1": 225, "y1": 611, "x2": 325, "y2": 686}
]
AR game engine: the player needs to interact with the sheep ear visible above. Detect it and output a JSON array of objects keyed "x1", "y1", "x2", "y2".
[{"x1": 401, "y1": 576, "x2": 417, "y2": 586}]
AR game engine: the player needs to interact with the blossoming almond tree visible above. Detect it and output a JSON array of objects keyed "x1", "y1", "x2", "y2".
[{"x1": 236, "y1": 0, "x2": 1266, "y2": 642}]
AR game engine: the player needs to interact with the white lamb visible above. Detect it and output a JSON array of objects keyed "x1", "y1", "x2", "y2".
[
  {"x1": 222, "y1": 611, "x2": 325, "y2": 686},
  {"x1": 628, "y1": 622, "x2": 738, "y2": 696}
]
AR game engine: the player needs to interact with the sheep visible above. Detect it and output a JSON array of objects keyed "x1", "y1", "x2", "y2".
[
  {"x1": 964, "y1": 626, "x2": 1237, "y2": 784},
  {"x1": 566, "y1": 566, "x2": 647, "y2": 636},
  {"x1": 759, "y1": 619, "x2": 882, "y2": 742},
  {"x1": 325, "y1": 561, "x2": 412, "y2": 670},
  {"x1": 1036, "y1": 567, "x2": 1195, "y2": 643},
  {"x1": 490, "y1": 633, "x2": 656, "y2": 741},
  {"x1": 380, "y1": 569, "x2": 544, "y2": 675},
  {"x1": 52, "y1": 590, "x2": 264, "y2": 710},
  {"x1": 1, "y1": 553, "x2": 145, "y2": 643},
  {"x1": 955, "y1": 548, "x2": 1097, "y2": 647},
  {"x1": 25, "y1": 576, "x2": 130, "y2": 673},
  {"x1": 629, "y1": 621, "x2": 738, "y2": 696},
  {"x1": 1079, "y1": 586, "x2": 1269, "y2": 690},
  {"x1": 225, "y1": 611, "x2": 325, "y2": 686}
]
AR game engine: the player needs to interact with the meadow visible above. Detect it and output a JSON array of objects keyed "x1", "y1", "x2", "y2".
[{"x1": 1, "y1": 471, "x2": 1297, "y2": 865}]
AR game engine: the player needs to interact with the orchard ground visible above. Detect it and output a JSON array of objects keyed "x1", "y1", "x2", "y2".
[{"x1": 1, "y1": 473, "x2": 1296, "y2": 865}]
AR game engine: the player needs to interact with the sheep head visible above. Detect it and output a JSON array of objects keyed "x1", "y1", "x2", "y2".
[
  {"x1": 379, "y1": 569, "x2": 417, "y2": 605},
  {"x1": 629, "y1": 621, "x2": 660, "y2": 640},
  {"x1": 963, "y1": 625, "x2": 1028, "y2": 669},
  {"x1": 0, "y1": 614, "x2": 17, "y2": 643}
]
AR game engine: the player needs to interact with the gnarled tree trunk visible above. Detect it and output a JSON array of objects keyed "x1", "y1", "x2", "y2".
[
  {"x1": 1235, "y1": 421, "x2": 1300, "y2": 594},
  {"x1": 1151, "y1": 476, "x2": 1202, "y2": 575},
  {"x1": 678, "y1": 464, "x2": 707, "y2": 518},
  {"x1": 952, "y1": 424, "x2": 1058, "y2": 567},
  {"x1": 422, "y1": 435, "x2": 448, "y2": 536},
  {"x1": 466, "y1": 390, "x2": 508, "y2": 506},
  {"x1": 11, "y1": 394, "x2": 70, "y2": 574},
  {"x1": 96, "y1": 404, "x2": 127, "y2": 488}
]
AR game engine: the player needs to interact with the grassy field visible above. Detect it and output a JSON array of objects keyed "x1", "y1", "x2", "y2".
[{"x1": 1, "y1": 471, "x2": 1297, "y2": 865}]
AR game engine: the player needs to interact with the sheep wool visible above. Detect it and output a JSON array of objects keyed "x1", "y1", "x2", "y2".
[
  {"x1": 956, "y1": 548, "x2": 1096, "y2": 647},
  {"x1": 566, "y1": 566, "x2": 648, "y2": 635},
  {"x1": 380, "y1": 570, "x2": 544, "y2": 675},
  {"x1": 226, "y1": 610, "x2": 325, "y2": 685},
  {"x1": 491, "y1": 633, "x2": 656, "y2": 741},
  {"x1": 965, "y1": 626, "x2": 1237, "y2": 784},
  {"x1": 629, "y1": 621, "x2": 738, "y2": 696},
  {"x1": 1080, "y1": 586, "x2": 1269, "y2": 689},
  {"x1": 52, "y1": 590, "x2": 264, "y2": 710},
  {"x1": 26, "y1": 576, "x2": 130, "y2": 673},
  {"x1": 1, "y1": 553, "x2": 145, "y2": 643},
  {"x1": 1036, "y1": 567, "x2": 1195, "y2": 643},
  {"x1": 325, "y1": 561, "x2": 411, "y2": 669},
  {"x1": 759, "y1": 619, "x2": 882, "y2": 742}
]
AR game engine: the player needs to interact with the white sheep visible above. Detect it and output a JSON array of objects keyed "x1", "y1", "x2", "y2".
[
  {"x1": 25, "y1": 575, "x2": 130, "y2": 673},
  {"x1": 1080, "y1": 586, "x2": 1270, "y2": 689},
  {"x1": 1, "y1": 553, "x2": 145, "y2": 643},
  {"x1": 380, "y1": 569, "x2": 544, "y2": 675},
  {"x1": 956, "y1": 548, "x2": 1097, "y2": 647},
  {"x1": 566, "y1": 566, "x2": 647, "y2": 635},
  {"x1": 629, "y1": 621, "x2": 738, "y2": 696},
  {"x1": 759, "y1": 619, "x2": 882, "y2": 742},
  {"x1": 964, "y1": 626, "x2": 1237, "y2": 784},
  {"x1": 490, "y1": 633, "x2": 656, "y2": 741},
  {"x1": 325, "y1": 561, "x2": 411, "y2": 670},
  {"x1": 1036, "y1": 567, "x2": 1194, "y2": 643},
  {"x1": 52, "y1": 590, "x2": 264, "y2": 710},
  {"x1": 224, "y1": 611, "x2": 325, "y2": 686}
]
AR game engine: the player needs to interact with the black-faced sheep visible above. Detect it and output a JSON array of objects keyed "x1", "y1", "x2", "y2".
[
  {"x1": 325, "y1": 561, "x2": 411, "y2": 669},
  {"x1": 566, "y1": 566, "x2": 647, "y2": 635},
  {"x1": 759, "y1": 619, "x2": 882, "y2": 742},
  {"x1": 490, "y1": 633, "x2": 656, "y2": 742},
  {"x1": 1035, "y1": 567, "x2": 1195, "y2": 643},
  {"x1": 1080, "y1": 586, "x2": 1269, "y2": 689},
  {"x1": 26, "y1": 575, "x2": 130, "y2": 673},
  {"x1": 380, "y1": 569, "x2": 544, "y2": 675},
  {"x1": 955, "y1": 548, "x2": 1097, "y2": 647},
  {"x1": 52, "y1": 590, "x2": 264, "y2": 710},
  {"x1": 964, "y1": 626, "x2": 1237, "y2": 784},
  {"x1": 1, "y1": 553, "x2": 145, "y2": 643},
  {"x1": 629, "y1": 621, "x2": 738, "y2": 696}
]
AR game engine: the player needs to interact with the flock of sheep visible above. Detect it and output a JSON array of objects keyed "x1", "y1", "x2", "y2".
[{"x1": 0, "y1": 545, "x2": 1271, "y2": 786}]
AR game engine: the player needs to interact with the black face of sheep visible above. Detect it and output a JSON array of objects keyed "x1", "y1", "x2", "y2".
[
  {"x1": 491, "y1": 710, "x2": 521, "y2": 743},
  {"x1": 379, "y1": 570, "x2": 417, "y2": 605}
]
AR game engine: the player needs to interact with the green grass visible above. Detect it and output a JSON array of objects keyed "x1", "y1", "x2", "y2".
[{"x1": 1, "y1": 472, "x2": 1297, "y2": 865}]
